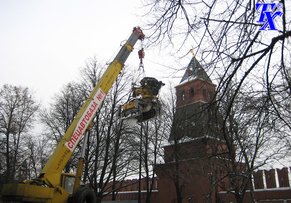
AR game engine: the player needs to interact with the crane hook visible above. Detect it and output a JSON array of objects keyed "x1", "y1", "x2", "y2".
[{"x1": 138, "y1": 48, "x2": 145, "y2": 71}]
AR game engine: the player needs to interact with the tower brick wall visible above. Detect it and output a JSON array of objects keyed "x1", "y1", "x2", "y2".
[{"x1": 176, "y1": 79, "x2": 216, "y2": 107}]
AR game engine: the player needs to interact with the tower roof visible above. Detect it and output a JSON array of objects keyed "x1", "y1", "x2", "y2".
[{"x1": 180, "y1": 57, "x2": 212, "y2": 84}]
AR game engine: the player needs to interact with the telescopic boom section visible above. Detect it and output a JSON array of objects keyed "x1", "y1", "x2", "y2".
[{"x1": 39, "y1": 27, "x2": 145, "y2": 187}]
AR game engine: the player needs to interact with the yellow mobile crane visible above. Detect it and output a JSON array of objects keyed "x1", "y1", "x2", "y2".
[{"x1": 1, "y1": 27, "x2": 163, "y2": 203}]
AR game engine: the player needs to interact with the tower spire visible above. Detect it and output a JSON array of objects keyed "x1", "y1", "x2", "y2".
[{"x1": 180, "y1": 54, "x2": 212, "y2": 84}]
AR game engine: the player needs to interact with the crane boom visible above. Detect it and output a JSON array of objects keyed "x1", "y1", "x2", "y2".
[{"x1": 40, "y1": 27, "x2": 145, "y2": 187}]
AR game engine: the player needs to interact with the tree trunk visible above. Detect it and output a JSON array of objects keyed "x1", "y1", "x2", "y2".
[{"x1": 5, "y1": 132, "x2": 11, "y2": 182}]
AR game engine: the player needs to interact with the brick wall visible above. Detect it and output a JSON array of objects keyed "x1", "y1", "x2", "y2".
[
  {"x1": 101, "y1": 167, "x2": 291, "y2": 203},
  {"x1": 102, "y1": 178, "x2": 159, "y2": 203},
  {"x1": 219, "y1": 167, "x2": 291, "y2": 203}
]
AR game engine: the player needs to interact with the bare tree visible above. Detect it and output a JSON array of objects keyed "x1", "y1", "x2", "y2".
[
  {"x1": 144, "y1": 0, "x2": 291, "y2": 133},
  {"x1": 0, "y1": 84, "x2": 39, "y2": 182},
  {"x1": 25, "y1": 135, "x2": 51, "y2": 179},
  {"x1": 216, "y1": 84, "x2": 289, "y2": 203},
  {"x1": 143, "y1": 1, "x2": 291, "y2": 201},
  {"x1": 154, "y1": 84, "x2": 187, "y2": 203},
  {"x1": 87, "y1": 71, "x2": 137, "y2": 203},
  {"x1": 130, "y1": 114, "x2": 169, "y2": 203},
  {"x1": 40, "y1": 81, "x2": 84, "y2": 172},
  {"x1": 40, "y1": 82, "x2": 84, "y2": 142}
]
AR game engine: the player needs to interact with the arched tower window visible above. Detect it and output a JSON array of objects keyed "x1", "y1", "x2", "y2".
[
  {"x1": 181, "y1": 91, "x2": 185, "y2": 101},
  {"x1": 189, "y1": 88, "x2": 195, "y2": 97}
]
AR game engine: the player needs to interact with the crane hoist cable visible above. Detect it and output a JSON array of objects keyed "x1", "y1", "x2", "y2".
[
  {"x1": 138, "y1": 38, "x2": 145, "y2": 72},
  {"x1": 118, "y1": 37, "x2": 165, "y2": 122}
]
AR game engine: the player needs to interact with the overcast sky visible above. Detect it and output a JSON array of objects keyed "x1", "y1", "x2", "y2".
[{"x1": 0, "y1": 0, "x2": 179, "y2": 105}]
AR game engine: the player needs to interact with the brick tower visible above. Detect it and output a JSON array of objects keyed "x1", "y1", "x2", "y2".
[
  {"x1": 155, "y1": 56, "x2": 226, "y2": 203},
  {"x1": 170, "y1": 56, "x2": 219, "y2": 142}
]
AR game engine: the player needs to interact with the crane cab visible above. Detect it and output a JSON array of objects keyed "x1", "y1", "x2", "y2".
[{"x1": 61, "y1": 173, "x2": 76, "y2": 195}]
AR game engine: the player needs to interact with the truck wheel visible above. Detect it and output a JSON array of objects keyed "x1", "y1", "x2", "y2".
[{"x1": 73, "y1": 186, "x2": 96, "y2": 203}]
